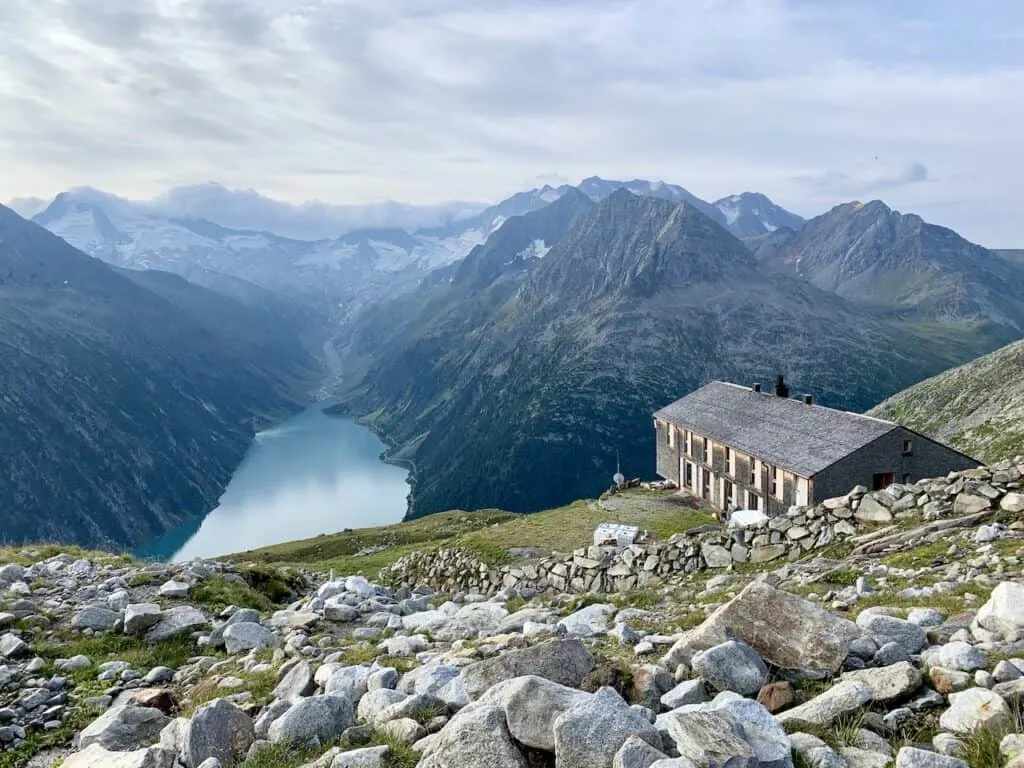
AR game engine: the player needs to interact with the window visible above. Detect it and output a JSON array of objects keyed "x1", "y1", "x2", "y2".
[
  {"x1": 724, "y1": 479, "x2": 734, "y2": 508},
  {"x1": 685, "y1": 431, "x2": 692, "y2": 456},
  {"x1": 685, "y1": 462, "x2": 694, "y2": 488},
  {"x1": 750, "y1": 459, "x2": 759, "y2": 488},
  {"x1": 747, "y1": 490, "x2": 759, "y2": 511},
  {"x1": 902, "y1": 439, "x2": 913, "y2": 456},
  {"x1": 796, "y1": 476, "x2": 809, "y2": 506},
  {"x1": 769, "y1": 465, "x2": 779, "y2": 498},
  {"x1": 872, "y1": 472, "x2": 895, "y2": 491},
  {"x1": 705, "y1": 437, "x2": 712, "y2": 461},
  {"x1": 668, "y1": 427, "x2": 675, "y2": 449},
  {"x1": 724, "y1": 446, "x2": 733, "y2": 475}
]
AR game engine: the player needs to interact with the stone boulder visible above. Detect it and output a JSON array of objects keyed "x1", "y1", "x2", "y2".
[
  {"x1": 325, "y1": 665, "x2": 375, "y2": 706},
  {"x1": 72, "y1": 606, "x2": 121, "y2": 632},
  {"x1": 856, "y1": 613, "x2": 926, "y2": 655},
  {"x1": 553, "y1": 687, "x2": 662, "y2": 768},
  {"x1": 397, "y1": 662, "x2": 468, "y2": 709},
  {"x1": 158, "y1": 580, "x2": 190, "y2": 599},
  {"x1": 841, "y1": 662, "x2": 923, "y2": 704},
  {"x1": 894, "y1": 747, "x2": 969, "y2": 768},
  {"x1": 613, "y1": 735, "x2": 669, "y2": 767},
  {"x1": 79, "y1": 705, "x2": 171, "y2": 751},
  {"x1": 659, "y1": 710, "x2": 757, "y2": 768},
  {"x1": 478, "y1": 675, "x2": 590, "y2": 752},
  {"x1": 63, "y1": 744, "x2": 177, "y2": 768},
  {"x1": 273, "y1": 661, "x2": 316, "y2": 702},
  {"x1": 661, "y1": 581, "x2": 860, "y2": 675},
  {"x1": 558, "y1": 604, "x2": 617, "y2": 637},
  {"x1": 691, "y1": 641, "x2": 767, "y2": 696},
  {"x1": 0, "y1": 634, "x2": 29, "y2": 659},
  {"x1": 939, "y1": 688, "x2": 1013, "y2": 734},
  {"x1": 332, "y1": 745, "x2": 391, "y2": 768},
  {"x1": 124, "y1": 605, "x2": 163, "y2": 635},
  {"x1": 854, "y1": 495, "x2": 893, "y2": 523},
  {"x1": 702, "y1": 694, "x2": 793, "y2": 768},
  {"x1": 267, "y1": 695, "x2": 353, "y2": 745},
  {"x1": 0, "y1": 564, "x2": 25, "y2": 583},
  {"x1": 222, "y1": 622, "x2": 276, "y2": 655},
  {"x1": 146, "y1": 607, "x2": 209, "y2": 642},
  {"x1": 417, "y1": 702, "x2": 528, "y2": 768},
  {"x1": 775, "y1": 681, "x2": 873, "y2": 727},
  {"x1": 461, "y1": 638, "x2": 595, "y2": 700},
  {"x1": 357, "y1": 689, "x2": 409, "y2": 726},
  {"x1": 182, "y1": 699, "x2": 255, "y2": 768},
  {"x1": 976, "y1": 582, "x2": 1024, "y2": 641}
]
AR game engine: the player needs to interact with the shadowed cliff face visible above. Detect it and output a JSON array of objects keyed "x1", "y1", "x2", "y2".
[
  {"x1": 0, "y1": 204, "x2": 317, "y2": 548},
  {"x1": 335, "y1": 191, "x2": 1013, "y2": 521}
]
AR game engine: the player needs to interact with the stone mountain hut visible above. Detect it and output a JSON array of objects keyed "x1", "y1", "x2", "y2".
[{"x1": 653, "y1": 377, "x2": 980, "y2": 516}]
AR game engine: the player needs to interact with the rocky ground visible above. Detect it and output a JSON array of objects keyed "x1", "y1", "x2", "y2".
[{"x1": 2, "y1": 462, "x2": 1024, "y2": 767}]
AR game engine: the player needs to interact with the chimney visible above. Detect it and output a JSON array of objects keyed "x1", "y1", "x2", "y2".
[
  {"x1": 774, "y1": 374, "x2": 790, "y2": 399},
  {"x1": 802, "y1": 394, "x2": 813, "y2": 405},
  {"x1": 752, "y1": 383, "x2": 762, "y2": 393}
]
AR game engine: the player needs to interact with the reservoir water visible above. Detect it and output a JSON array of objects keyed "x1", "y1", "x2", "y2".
[{"x1": 135, "y1": 404, "x2": 410, "y2": 562}]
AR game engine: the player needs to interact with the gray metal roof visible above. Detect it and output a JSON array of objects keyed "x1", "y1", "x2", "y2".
[{"x1": 653, "y1": 381, "x2": 898, "y2": 478}]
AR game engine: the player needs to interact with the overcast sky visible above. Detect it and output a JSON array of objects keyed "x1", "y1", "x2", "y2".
[{"x1": 2, "y1": 0, "x2": 1023, "y2": 245}]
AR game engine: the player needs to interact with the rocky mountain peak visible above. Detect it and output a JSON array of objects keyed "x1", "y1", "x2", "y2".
[{"x1": 524, "y1": 189, "x2": 756, "y2": 304}]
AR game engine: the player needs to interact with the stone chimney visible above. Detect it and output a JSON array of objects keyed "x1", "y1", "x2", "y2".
[
  {"x1": 802, "y1": 394, "x2": 813, "y2": 405},
  {"x1": 752, "y1": 383, "x2": 762, "y2": 393},
  {"x1": 774, "y1": 374, "x2": 790, "y2": 399}
]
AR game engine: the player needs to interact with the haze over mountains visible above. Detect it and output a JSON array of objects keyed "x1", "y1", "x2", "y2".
[{"x1": 7, "y1": 173, "x2": 1024, "y2": 544}]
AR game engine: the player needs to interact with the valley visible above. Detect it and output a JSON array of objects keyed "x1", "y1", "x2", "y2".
[{"x1": 10, "y1": 174, "x2": 1024, "y2": 553}]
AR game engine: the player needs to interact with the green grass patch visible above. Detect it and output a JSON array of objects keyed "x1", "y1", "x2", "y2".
[
  {"x1": 190, "y1": 576, "x2": 275, "y2": 613},
  {"x1": 240, "y1": 739, "x2": 340, "y2": 768},
  {"x1": 0, "y1": 543, "x2": 127, "y2": 567},
  {"x1": 228, "y1": 489, "x2": 714, "y2": 577},
  {"x1": 34, "y1": 633, "x2": 203, "y2": 677},
  {"x1": 229, "y1": 509, "x2": 520, "y2": 577},
  {"x1": 883, "y1": 540, "x2": 957, "y2": 569},
  {"x1": 960, "y1": 724, "x2": 1012, "y2": 768},
  {"x1": 852, "y1": 581, "x2": 992, "y2": 619},
  {"x1": 184, "y1": 666, "x2": 279, "y2": 715}
]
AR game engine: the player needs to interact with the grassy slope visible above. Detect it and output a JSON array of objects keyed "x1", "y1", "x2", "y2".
[
  {"x1": 868, "y1": 337, "x2": 1024, "y2": 463},
  {"x1": 228, "y1": 490, "x2": 713, "y2": 576}
]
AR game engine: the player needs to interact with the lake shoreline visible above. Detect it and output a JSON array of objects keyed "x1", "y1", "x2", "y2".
[
  {"x1": 137, "y1": 406, "x2": 411, "y2": 562},
  {"x1": 321, "y1": 404, "x2": 421, "y2": 521}
]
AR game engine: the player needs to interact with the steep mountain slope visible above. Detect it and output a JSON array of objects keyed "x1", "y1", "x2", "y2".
[
  {"x1": 338, "y1": 188, "x2": 596, "y2": 382},
  {"x1": 753, "y1": 201, "x2": 1024, "y2": 331},
  {"x1": 337, "y1": 190, "x2": 995, "y2": 519},
  {"x1": 868, "y1": 338, "x2": 1024, "y2": 463},
  {"x1": 0, "y1": 205, "x2": 315, "y2": 548},
  {"x1": 713, "y1": 192, "x2": 805, "y2": 238}
]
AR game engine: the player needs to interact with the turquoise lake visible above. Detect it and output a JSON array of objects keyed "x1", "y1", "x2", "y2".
[{"x1": 136, "y1": 405, "x2": 410, "y2": 561}]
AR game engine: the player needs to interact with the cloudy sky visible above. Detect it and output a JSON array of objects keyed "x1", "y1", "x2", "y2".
[{"x1": 2, "y1": 0, "x2": 1023, "y2": 245}]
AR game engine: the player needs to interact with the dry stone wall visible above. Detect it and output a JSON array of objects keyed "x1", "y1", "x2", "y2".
[{"x1": 381, "y1": 458, "x2": 1024, "y2": 596}]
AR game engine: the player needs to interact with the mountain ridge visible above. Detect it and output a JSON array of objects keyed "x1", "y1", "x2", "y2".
[
  {"x1": 752, "y1": 199, "x2": 1024, "y2": 331},
  {"x1": 334, "y1": 189, "x2": 1008, "y2": 520}
]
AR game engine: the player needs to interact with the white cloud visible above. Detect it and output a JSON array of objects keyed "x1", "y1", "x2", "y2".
[{"x1": 1, "y1": 0, "x2": 1023, "y2": 244}]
